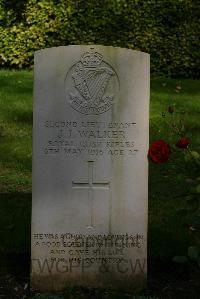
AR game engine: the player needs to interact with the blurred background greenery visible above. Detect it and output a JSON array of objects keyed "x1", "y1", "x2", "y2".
[{"x1": 0, "y1": 0, "x2": 199, "y2": 77}]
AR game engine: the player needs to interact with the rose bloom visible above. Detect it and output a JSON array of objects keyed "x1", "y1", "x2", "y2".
[
  {"x1": 148, "y1": 140, "x2": 171, "y2": 163},
  {"x1": 176, "y1": 137, "x2": 189, "y2": 149}
]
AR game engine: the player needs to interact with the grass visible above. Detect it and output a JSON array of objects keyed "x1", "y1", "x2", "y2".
[
  {"x1": 149, "y1": 78, "x2": 200, "y2": 258},
  {"x1": 0, "y1": 69, "x2": 32, "y2": 193},
  {"x1": 0, "y1": 70, "x2": 200, "y2": 260}
]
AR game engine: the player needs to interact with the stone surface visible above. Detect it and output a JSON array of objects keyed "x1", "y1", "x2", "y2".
[{"x1": 31, "y1": 45, "x2": 149, "y2": 292}]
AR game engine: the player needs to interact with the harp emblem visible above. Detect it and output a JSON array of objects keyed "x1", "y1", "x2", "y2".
[{"x1": 66, "y1": 50, "x2": 119, "y2": 115}]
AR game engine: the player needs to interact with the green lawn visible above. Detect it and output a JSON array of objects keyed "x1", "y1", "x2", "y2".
[
  {"x1": 0, "y1": 70, "x2": 199, "y2": 260},
  {"x1": 0, "y1": 70, "x2": 32, "y2": 193}
]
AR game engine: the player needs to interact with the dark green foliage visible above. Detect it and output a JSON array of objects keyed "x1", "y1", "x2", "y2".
[{"x1": 0, "y1": 0, "x2": 199, "y2": 75}]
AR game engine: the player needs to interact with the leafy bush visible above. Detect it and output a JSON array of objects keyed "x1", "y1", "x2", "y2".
[{"x1": 0, "y1": 0, "x2": 199, "y2": 77}]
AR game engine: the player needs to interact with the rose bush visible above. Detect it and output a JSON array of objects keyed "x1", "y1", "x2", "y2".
[
  {"x1": 149, "y1": 104, "x2": 200, "y2": 268},
  {"x1": 148, "y1": 140, "x2": 171, "y2": 164}
]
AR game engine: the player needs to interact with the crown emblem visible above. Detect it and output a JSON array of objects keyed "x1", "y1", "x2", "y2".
[
  {"x1": 66, "y1": 50, "x2": 119, "y2": 115},
  {"x1": 81, "y1": 51, "x2": 103, "y2": 68}
]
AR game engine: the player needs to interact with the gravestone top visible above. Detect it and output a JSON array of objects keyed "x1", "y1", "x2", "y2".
[{"x1": 31, "y1": 45, "x2": 149, "y2": 292}]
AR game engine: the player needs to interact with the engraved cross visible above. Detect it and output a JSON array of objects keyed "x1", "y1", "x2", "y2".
[{"x1": 72, "y1": 161, "x2": 110, "y2": 229}]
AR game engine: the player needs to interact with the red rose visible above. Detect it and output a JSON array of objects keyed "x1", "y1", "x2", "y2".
[
  {"x1": 176, "y1": 137, "x2": 189, "y2": 149},
  {"x1": 148, "y1": 140, "x2": 171, "y2": 163}
]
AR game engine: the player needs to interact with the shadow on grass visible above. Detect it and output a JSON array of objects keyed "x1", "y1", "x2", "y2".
[
  {"x1": 0, "y1": 193, "x2": 31, "y2": 289},
  {"x1": 151, "y1": 78, "x2": 200, "y2": 96},
  {"x1": 0, "y1": 193, "x2": 31, "y2": 254},
  {"x1": 10, "y1": 109, "x2": 33, "y2": 125}
]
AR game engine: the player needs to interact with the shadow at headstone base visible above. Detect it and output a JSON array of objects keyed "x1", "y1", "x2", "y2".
[
  {"x1": 0, "y1": 193, "x2": 31, "y2": 278},
  {"x1": 0, "y1": 252, "x2": 30, "y2": 280}
]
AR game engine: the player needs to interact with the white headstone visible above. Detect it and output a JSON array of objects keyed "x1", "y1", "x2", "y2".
[{"x1": 31, "y1": 45, "x2": 149, "y2": 292}]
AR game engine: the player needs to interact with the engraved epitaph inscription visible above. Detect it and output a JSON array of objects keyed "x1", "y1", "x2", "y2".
[{"x1": 65, "y1": 49, "x2": 119, "y2": 115}]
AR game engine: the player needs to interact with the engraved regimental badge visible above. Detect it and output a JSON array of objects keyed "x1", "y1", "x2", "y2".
[{"x1": 65, "y1": 49, "x2": 119, "y2": 115}]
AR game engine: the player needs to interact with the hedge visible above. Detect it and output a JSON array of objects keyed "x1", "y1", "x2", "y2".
[{"x1": 0, "y1": 0, "x2": 199, "y2": 77}]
